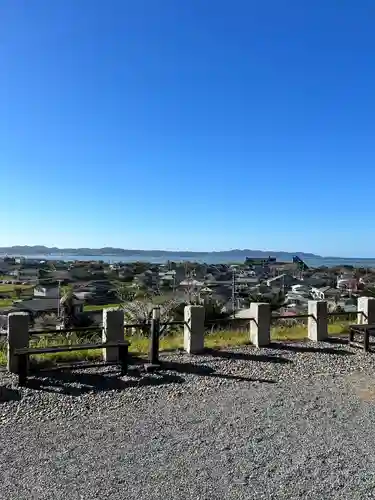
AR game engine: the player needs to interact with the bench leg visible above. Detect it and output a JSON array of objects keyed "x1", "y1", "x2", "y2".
[
  {"x1": 349, "y1": 328, "x2": 354, "y2": 343},
  {"x1": 364, "y1": 330, "x2": 370, "y2": 352},
  {"x1": 18, "y1": 354, "x2": 28, "y2": 387},
  {"x1": 119, "y1": 345, "x2": 128, "y2": 376}
]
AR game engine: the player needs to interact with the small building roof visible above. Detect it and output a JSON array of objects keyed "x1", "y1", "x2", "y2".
[
  {"x1": 14, "y1": 296, "x2": 83, "y2": 313},
  {"x1": 234, "y1": 308, "x2": 253, "y2": 319}
]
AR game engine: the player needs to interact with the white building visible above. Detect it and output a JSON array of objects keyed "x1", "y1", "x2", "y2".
[
  {"x1": 34, "y1": 285, "x2": 60, "y2": 299},
  {"x1": 290, "y1": 284, "x2": 311, "y2": 296}
]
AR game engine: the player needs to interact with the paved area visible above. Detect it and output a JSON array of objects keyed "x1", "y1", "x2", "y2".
[{"x1": 2, "y1": 340, "x2": 375, "y2": 499}]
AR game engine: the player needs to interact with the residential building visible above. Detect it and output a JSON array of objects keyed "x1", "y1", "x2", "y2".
[
  {"x1": 19, "y1": 268, "x2": 39, "y2": 280},
  {"x1": 179, "y1": 279, "x2": 204, "y2": 287},
  {"x1": 74, "y1": 291, "x2": 93, "y2": 301},
  {"x1": 266, "y1": 274, "x2": 298, "y2": 290},
  {"x1": 34, "y1": 285, "x2": 60, "y2": 299},
  {"x1": 311, "y1": 286, "x2": 340, "y2": 301},
  {"x1": 290, "y1": 284, "x2": 311, "y2": 296},
  {"x1": 14, "y1": 297, "x2": 84, "y2": 315},
  {"x1": 285, "y1": 292, "x2": 309, "y2": 307},
  {"x1": 337, "y1": 277, "x2": 357, "y2": 291}
]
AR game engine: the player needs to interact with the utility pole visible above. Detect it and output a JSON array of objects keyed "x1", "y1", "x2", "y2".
[
  {"x1": 57, "y1": 280, "x2": 62, "y2": 318},
  {"x1": 232, "y1": 268, "x2": 237, "y2": 318}
]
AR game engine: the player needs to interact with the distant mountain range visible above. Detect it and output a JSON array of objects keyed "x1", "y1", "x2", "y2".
[{"x1": 0, "y1": 245, "x2": 329, "y2": 260}]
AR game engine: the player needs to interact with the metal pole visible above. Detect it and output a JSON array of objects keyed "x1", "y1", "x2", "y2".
[
  {"x1": 232, "y1": 269, "x2": 236, "y2": 318},
  {"x1": 149, "y1": 307, "x2": 160, "y2": 365},
  {"x1": 57, "y1": 280, "x2": 61, "y2": 318}
]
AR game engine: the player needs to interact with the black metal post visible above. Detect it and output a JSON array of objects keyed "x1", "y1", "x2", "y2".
[
  {"x1": 349, "y1": 327, "x2": 354, "y2": 344},
  {"x1": 148, "y1": 308, "x2": 160, "y2": 366},
  {"x1": 18, "y1": 354, "x2": 28, "y2": 387},
  {"x1": 119, "y1": 344, "x2": 128, "y2": 376},
  {"x1": 364, "y1": 328, "x2": 370, "y2": 352}
]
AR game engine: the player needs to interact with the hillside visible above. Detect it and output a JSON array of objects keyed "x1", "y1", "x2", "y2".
[{"x1": 0, "y1": 245, "x2": 322, "y2": 260}]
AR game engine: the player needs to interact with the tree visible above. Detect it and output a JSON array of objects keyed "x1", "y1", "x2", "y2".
[
  {"x1": 115, "y1": 283, "x2": 135, "y2": 302},
  {"x1": 202, "y1": 297, "x2": 230, "y2": 322},
  {"x1": 59, "y1": 287, "x2": 76, "y2": 328},
  {"x1": 121, "y1": 298, "x2": 183, "y2": 336},
  {"x1": 248, "y1": 290, "x2": 286, "y2": 312},
  {"x1": 37, "y1": 268, "x2": 49, "y2": 280},
  {"x1": 270, "y1": 290, "x2": 286, "y2": 312}
]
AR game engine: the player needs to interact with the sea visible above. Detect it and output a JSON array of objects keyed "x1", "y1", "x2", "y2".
[{"x1": 4, "y1": 253, "x2": 375, "y2": 268}]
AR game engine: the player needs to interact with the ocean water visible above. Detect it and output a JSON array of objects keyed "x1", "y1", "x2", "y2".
[{"x1": 5, "y1": 253, "x2": 375, "y2": 268}]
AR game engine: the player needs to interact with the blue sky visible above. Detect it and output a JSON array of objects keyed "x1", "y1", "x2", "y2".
[{"x1": 1, "y1": 0, "x2": 375, "y2": 256}]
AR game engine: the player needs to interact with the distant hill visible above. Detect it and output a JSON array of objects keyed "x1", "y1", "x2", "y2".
[{"x1": 0, "y1": 245, "x2": 324, "y2": 260}]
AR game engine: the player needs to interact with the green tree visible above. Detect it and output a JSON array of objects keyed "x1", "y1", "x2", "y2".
[
  {"x1": 115, "y1": 283, "x2": 135, "y2": 302},
  {"x1": 248, "y1": 290, "x2": 286, "y2": 312},
  {"x1": 59, "y1": 287, "x2": 75, "y2": 328}
]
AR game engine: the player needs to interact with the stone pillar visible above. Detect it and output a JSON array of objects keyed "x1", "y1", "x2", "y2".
[
  {"x1": 308, "y1": 300, "x2": 328, "y2": 342},
  {"x1": 184, "y1": 305, "x2": 205, "y2": 354},
  {"x1": 7, "y1": 312, "x2": 29, "y2": 374},
  {"x1": 102, "y1": 308, "x2": 124, "y2": 362},
  {"x1": 249, "y1": 302, "x2": 270, "y2": 347},
  {"x1": 357, "y1": 297, "x2": 375, "y2": 325}
]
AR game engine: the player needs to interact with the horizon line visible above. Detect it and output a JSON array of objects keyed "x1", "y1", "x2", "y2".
[{"x1": 1, "y1": 244, "x2": 375, "y2": 261}]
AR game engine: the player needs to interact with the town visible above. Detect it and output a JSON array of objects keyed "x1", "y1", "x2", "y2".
[{"x1": 0, "y1": 254, "x2": 371, "y2": 331}]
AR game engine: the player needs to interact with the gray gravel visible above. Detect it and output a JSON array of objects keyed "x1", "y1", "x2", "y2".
[{"x1": 2, "y1": 340, "x2": 375, "y2": 499}]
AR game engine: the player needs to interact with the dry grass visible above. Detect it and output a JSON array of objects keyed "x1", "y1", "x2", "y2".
[
  {"x1": 84, "y1": 303, "x2": 120, "y2": 311},
  {"x1": 0, "y1": 284, "x2": 33, "y2": 293},
  {"x1": 0, "y1": 299, "x2": 13, "y2": 308}
]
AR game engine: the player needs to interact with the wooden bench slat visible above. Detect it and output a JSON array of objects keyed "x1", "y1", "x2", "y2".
[
  {"x1": 15, "y1": 341, "x2": 129, "y2": 356},
  {"x1": 348, "y1": 324, "x2": 375, "y2": 352},
  {"x1": 15, "y1": 342, "x2": 130, "y2": 387},
  {"x1": 349, "y1": 324, "x2": 375, "y2": 330}
]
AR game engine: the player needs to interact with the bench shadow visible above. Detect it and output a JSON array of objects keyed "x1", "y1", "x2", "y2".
[
  {"x1": 204, "y1": 348, "x2": 291, "y2": 364},
  {"x1": 0, "y1": 386, "x2": 21, "y2": 403},
  {"x1": 23, "y1": 348, "x2": 280, "y2": 395},
  {"x1": 25, "y1": 369, "x2": 184, "y2": 396},
  {"x1": 268, "y1": 342, "x2": 354, "y2": 356},
  {"x1": 160, "y1": 360, "x2": 276, "y2": 384},
  {"x1": 324, "y1": 336, "x2": 349, "y2": 345}
]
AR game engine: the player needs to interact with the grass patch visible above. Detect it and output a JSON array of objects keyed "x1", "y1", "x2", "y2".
[
  {"x1": 0, "y1": 298, "x2": 13, "y2": 308},
  {"x1": 205, "y1": 329, "x2": 250, "y2": 349},
  {"x1": 0, "y1": 275, "x2": 16, "y2": 281},
  {"x1": 84, "y1": 303, "x2": 121, "y2": 311},
  {"x1": 0, "y1": 284, "x2": 33, "y2": 293},
  {"x1": 0, "y1": 321, "x2": 353, "y2": 367}
]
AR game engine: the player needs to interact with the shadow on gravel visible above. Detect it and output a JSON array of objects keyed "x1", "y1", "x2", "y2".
[
  {"x1": 268, "y1": 342, "x2": 353, "y2": 356},
  {"x1": 205, "y1": 349, "x2": 291, "y2": 364},
  {"x1": 0, "y1": 386, "x2": 21, "y2": 403},
  {"x1": 25, "y1": 370, "x2": 184, "y2": 396},
  {"x1": 325, "y1": 336, "x2": 349, "y2": 345},
  {"x1": 160, "y1": 360, "x2": 276, "y2": 384},
  {"x1": 29, "y1": 353, "x2": 146, "y2": 372}
]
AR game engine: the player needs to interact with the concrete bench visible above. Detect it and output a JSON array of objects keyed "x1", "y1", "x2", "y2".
[
  {"x1": 14, "y1": 341, "x2": 130, "y2": 387},
  {"x1": 349, "y1": 324, "x2": 375, "y2": 352}
]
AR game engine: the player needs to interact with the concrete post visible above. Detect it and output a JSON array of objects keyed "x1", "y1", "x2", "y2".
[
  {"x1": 249, "y1": 302, "x2": 270, "y2": 347},
  {"x1": 308, "y1": 300, "x2": 328, "y2": 342},
  {"x1": 357, "y1": 297, "x2": 375, "y2": 325},
  {"x1": 184, "y1": 305, "x2": 205, "y2": 354},
  {"x1": 102, "y1": 308, "x2": 124, "y2": 362},
  {"x1": 7, "y1": 312, "x2": 29, "y2": 374}
]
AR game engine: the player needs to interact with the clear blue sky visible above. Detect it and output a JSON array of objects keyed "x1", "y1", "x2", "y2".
[{"x1": 1, "y1": 0, "x2": 375, "y2": 257}]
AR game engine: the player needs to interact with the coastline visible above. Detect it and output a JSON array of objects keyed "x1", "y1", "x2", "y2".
[{"x1": 2, "y1": 252, "x2": 375, "y2": 268}]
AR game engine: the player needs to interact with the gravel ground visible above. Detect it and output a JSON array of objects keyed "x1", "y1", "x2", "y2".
[{"x1": 2, "y1": 339, "x2": 375, "y2": 500}]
